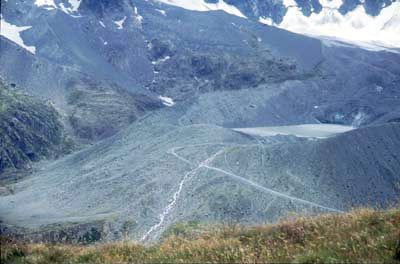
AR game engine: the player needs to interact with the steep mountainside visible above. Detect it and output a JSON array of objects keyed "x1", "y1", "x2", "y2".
[
  {"x1": 0, "y1": 0, "x2": 399, "y2": 243},
  {"x1": 2, "y1": 0, "x2": 400, "y2": 129},
  {"x1": 1, "y1": 111, "x2": 399, "y2": 242},
  {"x1": 65, "y1": 78, "x2": 162, "y2": 142},
  {"x1": 0, "y1": 81, "x2": 70, "y2": 179},
  {"x1": 156, "y1": 0, "x2": 400, "y2": 48}
]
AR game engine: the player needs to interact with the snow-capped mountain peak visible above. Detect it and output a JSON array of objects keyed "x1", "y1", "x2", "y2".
[
  {"x1": 154, "y1": 0, "x2": 400, "y2": 49},
  {"x1": 275, "y1": 0, "x2": 400, "y2": 49}
]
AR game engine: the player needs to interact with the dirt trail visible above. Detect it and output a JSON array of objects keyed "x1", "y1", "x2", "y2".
[{"x1": 142, "y1": 143, "x2": 343, "y2": 241}]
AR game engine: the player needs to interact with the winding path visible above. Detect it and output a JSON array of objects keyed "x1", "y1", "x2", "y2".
[
  {"x1": 141, "y1": 147, "x2": 224, "y2": 241},
  {"x1": 142, "y1": 143, "x2": 343, "y2": 241}
]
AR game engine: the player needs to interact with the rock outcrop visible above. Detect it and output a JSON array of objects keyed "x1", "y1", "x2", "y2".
[{"x1": 0, "y1": 81, "x2": 71, "y2": 178}]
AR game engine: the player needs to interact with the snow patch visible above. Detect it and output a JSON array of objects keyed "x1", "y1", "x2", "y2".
[
  {"x1": 152, "y1": 55, "x2": 171, "y2": 65},
  {"x1": 352, "y1": 112, "x2": 366, "y2": 127},
  {"x1": 375, "y1": 85, "x2": 384, "y2": 93},
  {"x1": 258, "y1": 16, "x2": 273, "y2": 25},
  {"x1": 0, "y1": 17, "x2": 36, "y2": 54},
  {"x1": 134, "y1": 7, "x2": 144, "y2": 24},
  {"x1": 35, "y1": 0, "x2": 82, "y2": 15},
  {"x1": 114, "y1": 16, "x2": 126, "y2": 29},
  {"x1": 34, "y1": 0, "x2": 56, "y2": 9},
  {"x1": 156, "y1": 9, "x2": 167, "y2": 15},
  {"x1": 159, "y1": 95, "x2": 175, "y2": 107},
  {"x1": 67, "y1": 0, "x2": 82, "y2": 12},
  {"x1": 282, "y1": 0, "x2": 297, "y2": 7},
  {"x1": 156, "y1": 0, "x2": 246, "y2": 18},
  {"x1": 321, "y1": 37, "x2": 396, "y2": 52},
  {"x1": 319, "y1": 0, "x2": 343, "y2": 9}
]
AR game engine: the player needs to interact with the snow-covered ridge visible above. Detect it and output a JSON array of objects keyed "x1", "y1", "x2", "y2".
[
  {"x1": 0, "y1": 16, "x2": 36, "y2": 54},
  {"x1": 155, "y1": 0, "x2": 246, "y2": 18},
  {"x1": 156, "y1": 0, "x2": 399, "y2": 49},
  {"x1": 270, "y1": 0, "x2": 400, "y2": 49}
]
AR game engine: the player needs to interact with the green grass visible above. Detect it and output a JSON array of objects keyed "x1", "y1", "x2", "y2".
[{"x1": 2, "y1": 207, "x2": 400, "y2": 263}]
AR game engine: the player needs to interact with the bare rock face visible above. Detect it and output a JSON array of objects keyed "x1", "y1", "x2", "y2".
[{"x1": 0, "y1": 81, "x2": 71, "y2": 178}]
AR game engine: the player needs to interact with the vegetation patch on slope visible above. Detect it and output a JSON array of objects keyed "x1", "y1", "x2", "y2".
[
  {"x1": 66, "y1": 79, "x2": 162, "y2": 142},
  {"x1": 0, "y1": 81, "x2": 72, "y2": 179},
  {"x1": 2, "y1": 208, "x2": 400, "y2": 263}
]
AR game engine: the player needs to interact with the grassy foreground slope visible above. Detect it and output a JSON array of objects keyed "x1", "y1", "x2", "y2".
[{"x1": 2, "y1": 208, "x2": 400, "y2": 264}]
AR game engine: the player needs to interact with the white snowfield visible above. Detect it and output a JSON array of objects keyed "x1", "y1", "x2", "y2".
[
  {"x1": 156, "y1": 0, "x2": 400, "y2": 49},
  {"x1": 156, "y1": 0, "x2": 246, "y2": 18},
  {"x1": 233, "y1": 124, "x2": 355, "y2": 139},
  {"x1": 274, "y1": 0, "x2": 400, "y2": 50},
  {"x1": 159, "y1": 95, "x2": 175, "y2": 107},
  {"x1": 34, "y1": 0, "x2": 57, "y2": 9},
  {"x1": 66, "y1": 0, "x2": 81, "y2": 12},
  {"x1": 0, "y1": 17, "x2": 36, "y2": 54}
]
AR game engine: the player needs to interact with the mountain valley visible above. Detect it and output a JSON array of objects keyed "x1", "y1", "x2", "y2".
[{"x1": 0, "y1": 0, "x2": 399, "y2": 245}]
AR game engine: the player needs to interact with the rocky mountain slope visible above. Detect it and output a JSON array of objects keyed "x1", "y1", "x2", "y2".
[
  {"x1": 0, "y1": 0, "x2": 399, "y2": 243},
  {"x1": 155, "y1": 0, "x2": 400, "y2": 48},
  {"x1": 0, "y1": 81, "x2": 70, "y2": 180},
  {"x1": 64, "y1": 78, "x2": 162, "y2": 142},
  {"x1": 2, "y1": 0, "x2": 400, "y2": 128},
  {"x1": 1, "y1": 112, "x2": 399, "y2": 242}
]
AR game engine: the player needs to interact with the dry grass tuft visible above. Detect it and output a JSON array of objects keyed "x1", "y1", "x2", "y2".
[{"x1": 2, "y1": 207, "x2": 400, "y2": 263}]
